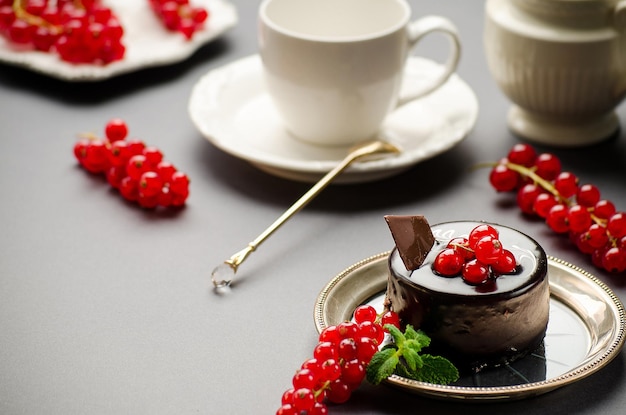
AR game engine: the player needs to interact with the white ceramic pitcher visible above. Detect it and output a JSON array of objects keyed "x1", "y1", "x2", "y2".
[{"x1": 484, "y1": 0, "x2": 626, "y2": 146}]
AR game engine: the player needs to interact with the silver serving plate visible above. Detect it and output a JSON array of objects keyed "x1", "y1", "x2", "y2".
[{"x1": 314, "y1": 253, "x2": 625, "y2": 401}]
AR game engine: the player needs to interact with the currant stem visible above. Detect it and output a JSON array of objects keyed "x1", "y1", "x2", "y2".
[
  {"x1": 478, "y1": 161, "x2": 607, "y2": 228},
  {"x1": 13, "y1": 0, "x2": 54, "y2": 28}
]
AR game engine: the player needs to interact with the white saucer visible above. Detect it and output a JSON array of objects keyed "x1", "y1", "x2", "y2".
[
  {"x1": 188, "y1": 55, "x2": 479, "y2": 183},
  {"x1": 0, "y1": 0, "x2": 237, "y2": 81}
]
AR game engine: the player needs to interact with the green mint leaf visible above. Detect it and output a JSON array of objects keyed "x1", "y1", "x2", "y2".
[
  {"x1": 394, "y1": 360, "x2": 414, "y2": 379},
  {"x1": 384, "y1": 324, "x2": 405, "y2": 348},
  {"x1": 404, "y1": 325, "x2": 431, "y2": 350},
  {"x1": 365, "y1": 325, "x2": 459, "y2": 386},
  {"x1": 411, "y1": 354, "x2": 460, "y2": 385},
  {"x1": 401, "y1": 346, "x2": 423, "y2": 372},
  {"x1": 366, "y1": 347, "x2": 399, "y2": 385}
]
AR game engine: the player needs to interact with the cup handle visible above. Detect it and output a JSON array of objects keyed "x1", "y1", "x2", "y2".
[{"x1": 396, "y1": 16, "x2": 461, "y2": 107}]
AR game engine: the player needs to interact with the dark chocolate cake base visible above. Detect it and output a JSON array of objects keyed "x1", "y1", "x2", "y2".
[{"x1": 386, "y1": 221, "x2": 550, "y2": 371}]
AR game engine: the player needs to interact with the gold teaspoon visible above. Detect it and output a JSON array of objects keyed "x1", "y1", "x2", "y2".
[{"x1": 211, "y1": 140, "x2": 401, "y2": 289}]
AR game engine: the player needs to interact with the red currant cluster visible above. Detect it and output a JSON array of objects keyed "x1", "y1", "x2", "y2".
[
  {"x1": 0, "y1": 0, "x2": 125, "y2": 64},
  {"x1": 0, "y1": 0, "x2": 210, "y2": 65},
  {"x1": 433, "y1": 224, "x2": 517, "y2": 285},
  {"x1": 488, "y1": 144, "x2": 626, "y2": 273},
  {"x1": 148, "y1": 0, "x2": 209, "y2": 40},
  {"x1": 276, "y1": 307, "x2": 400, "y2": 415},
  {"x1": 73, "y1": 118, "x2": 190, "y2": 209}
]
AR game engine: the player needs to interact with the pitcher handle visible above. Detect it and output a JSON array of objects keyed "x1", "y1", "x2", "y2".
[{"x1": 613, "y1": 0, "x2": 626, "y2": 28}]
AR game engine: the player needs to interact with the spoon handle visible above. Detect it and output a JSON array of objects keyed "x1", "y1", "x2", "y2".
[{"x1": 212, "y1": 141, "x2": 399, "y2": 288}]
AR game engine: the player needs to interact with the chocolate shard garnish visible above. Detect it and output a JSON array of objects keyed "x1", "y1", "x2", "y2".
[{"x1": 385, "y1": 215, "x2": 435, "y2": 271}]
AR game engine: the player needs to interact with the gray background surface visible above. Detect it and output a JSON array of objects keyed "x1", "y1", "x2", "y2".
[{"x1": 1, "y1": 1, "x2": 625, "y2": 414}]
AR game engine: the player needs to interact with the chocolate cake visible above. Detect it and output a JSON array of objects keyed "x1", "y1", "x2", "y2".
[{"x1": 384, "y1": 217, "x2": 549, "y2": 371}]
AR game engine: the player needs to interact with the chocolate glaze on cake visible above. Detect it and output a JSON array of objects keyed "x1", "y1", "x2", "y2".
[{"x1": 386, "y1": 221, "x2": 549, "y2": 371}]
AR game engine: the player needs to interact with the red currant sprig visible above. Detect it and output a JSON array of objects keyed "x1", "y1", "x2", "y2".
[
  {"x1": 432, "y1": 224, "x2": 518, "y2": 286},
  {"x1": 73, "y1": 118, "x2": 190, "y2": 209},
  {"x1": 148, "y1": 0, "x2": 209, "y2": 40},
  {"x1": 276, "y1": 306, "x2": 400, "y2": 415},
  {"x1": 485, "y1": 143, "x2": 626, "y2": 274},
  {"x1": 0, "y1": 0, "x2": 211, "y2": 65},
  {"x1": 0, "y1": 0, "x2": 126, "y2": 64}
]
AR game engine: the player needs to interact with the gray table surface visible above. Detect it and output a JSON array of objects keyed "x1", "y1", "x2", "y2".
[{"x1": 1, "y1": 1, "x2": 625, "y2": 414}]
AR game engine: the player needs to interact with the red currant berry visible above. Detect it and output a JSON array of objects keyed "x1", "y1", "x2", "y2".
[
  {"x1": 300, "y1": 358, "x2": 320, "y2": 372},
  {"x1": 554, "y1": 172, "x2": 579, "y2": 198},
  {"x1": 468, "y1": 224, "x2": 499, "y2": 249},
  {"x1": 82, "y1": 139, "x2": 109, "y2": 173},
  {"x1": 313, "y1": 341, "x2": 338, "y2": 362},
  {"x1": 534, "y1": 153, "x2": 561, "y2": 181},
  {"x1": 138, "y1": 194, "x2": 159, "y2": 209},
  {"x1": 341, "y1": 359, "x2": 366, "y2": 386},
  {"x1": 585, "y1": 224, "x2": 610, "y2": 249},
  {"x1": 310, "y1": 402, "x2": 329, "y2": 415},
  {"x1": 281, "y1": 388, "x2": 295, "y2": 405},
  {"x1": 139, "y1": 171, "x2": 163, "y2": 198},
  {"x1": 567, "y1": 204, "x2": 592, "y2": 234},
  {"x1": 73, "y1": 139, "x2": 90, "y2": 164},
  {"x1": 170, "y1": 192, "x2": 189, "y2": 207},
  {"x1": 106, "y1": 166, "x2": 125, "y2": 189},
  {"x1": 602, "y1": 247, "x2": 626, "y2": 273},
  {"x1": 127, "y1": 139, "x2": 146, "y2": 156},
  {"x1": 432, "y1": 248, "x2": 463, "y2": 276},
  {"x1": 462, "y1": 259, "x2": 490, "y2": 285},
  {"x1": 358, "y1": 321, "x2": 384, "y2": 345},
  {"x1": 489, "y1": 164, "x2": 519, "y2": 192},
  {"x1": 517, "y1": 183, "x2": 542, "y2": 215},
  {"x1": 292, "y1": 369, "x2": 317, "y2": 390},
  {"x1": 546, "y1": 204, "x2": 569, "y2": 234},
  {"x1": 119, "y1": 177, "x2": 139, "y2": 201},
  {"x1": 594, "y1": 200, "x2": 616, "y2": 219},
  {"x1": 491, "y1": 249, "x2": 517, "y2": 274},
  {"x1": 193, "y1": 8, "x2": 209, "y2": 24},
  {"x1": 319, "y1": 325, "x2": 341, "y2": 344},
  {"x1": 33, "y1": 25, "x2": 59, "y2": 51},
  {"x1": 337, "y1": 338, "x2": 358, "y2": 361},
  {"x1": 336, "y1": 321, "x2": 359, "y2": 339},
  {"x1": 576, "y1": 184, "x2": 600, "y2": 207},
  {"x1": 380, "y1": 311, "x2": 400, "y2": 331},
  {"x1": 108, "y1": 139, "x2": 130, "y2": 167},
  {"x1": 126, "y1": 154, "x2": 149, "y2": 180},
  {"x1": 474, "y1": 236, "x2": 503, "y2": 265},
  {"x1": 104, "y1": 118, "x2": 128, "y2": 142},
  {"x1": 533, "y1": 193, "x2": 558, "y2": 218},
  {"x1": 292, "y1": 388, "x2": 315, "y2": 412},
  {"x1": 7, "y1": 19, "x2": 35, "y2": 44},
  {"x1": 355, "y1": 337, "x2": 378, "y2": 363},
  {"x1": 353, "y1": 305, "x2": 377, "y2": 324},
  {"x1": 276, "y1": 403, "x2": 297, "y2": 415},
  {"x1": 169, "y1": 171, "x2": 190, "y2": 195},
  {"x1": 156, "y1": 160, "x2": 177, "y2": 182},
  {"x1": 0, "y1": 6, "x2": 16, "y2": 29},
  {"x1": 142, "y1": 146, "x2": 164, "y2": 167},
  {"x1": 326, "y1": 379, "x2": 351, "y2": 404},
  {"x1": 574, "y1": 232, "x2": 596, "y2": 254},
  {"x1": 447, "y1": 237, "x2": 474, "y2": 260},
  {"x1": 507, "y1": 143, "x2": 536, "y2": 167},
  {"x1": 158, "y1": 188, "x2": 173, "y2": 207},
  {"x1": 608, "y1": 212, "x2": 626, "y2": 238},
  {"x1": 319, "y1": 359, "x2": 342, "y2": 382},
  {"x1": 592, "y1": 246, "x2": 608, "y2": 269}
]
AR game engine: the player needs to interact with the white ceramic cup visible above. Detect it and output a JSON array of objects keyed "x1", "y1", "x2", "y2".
[{"x1": 258, "y1": 0, "x2": 461, "y2": 147}]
